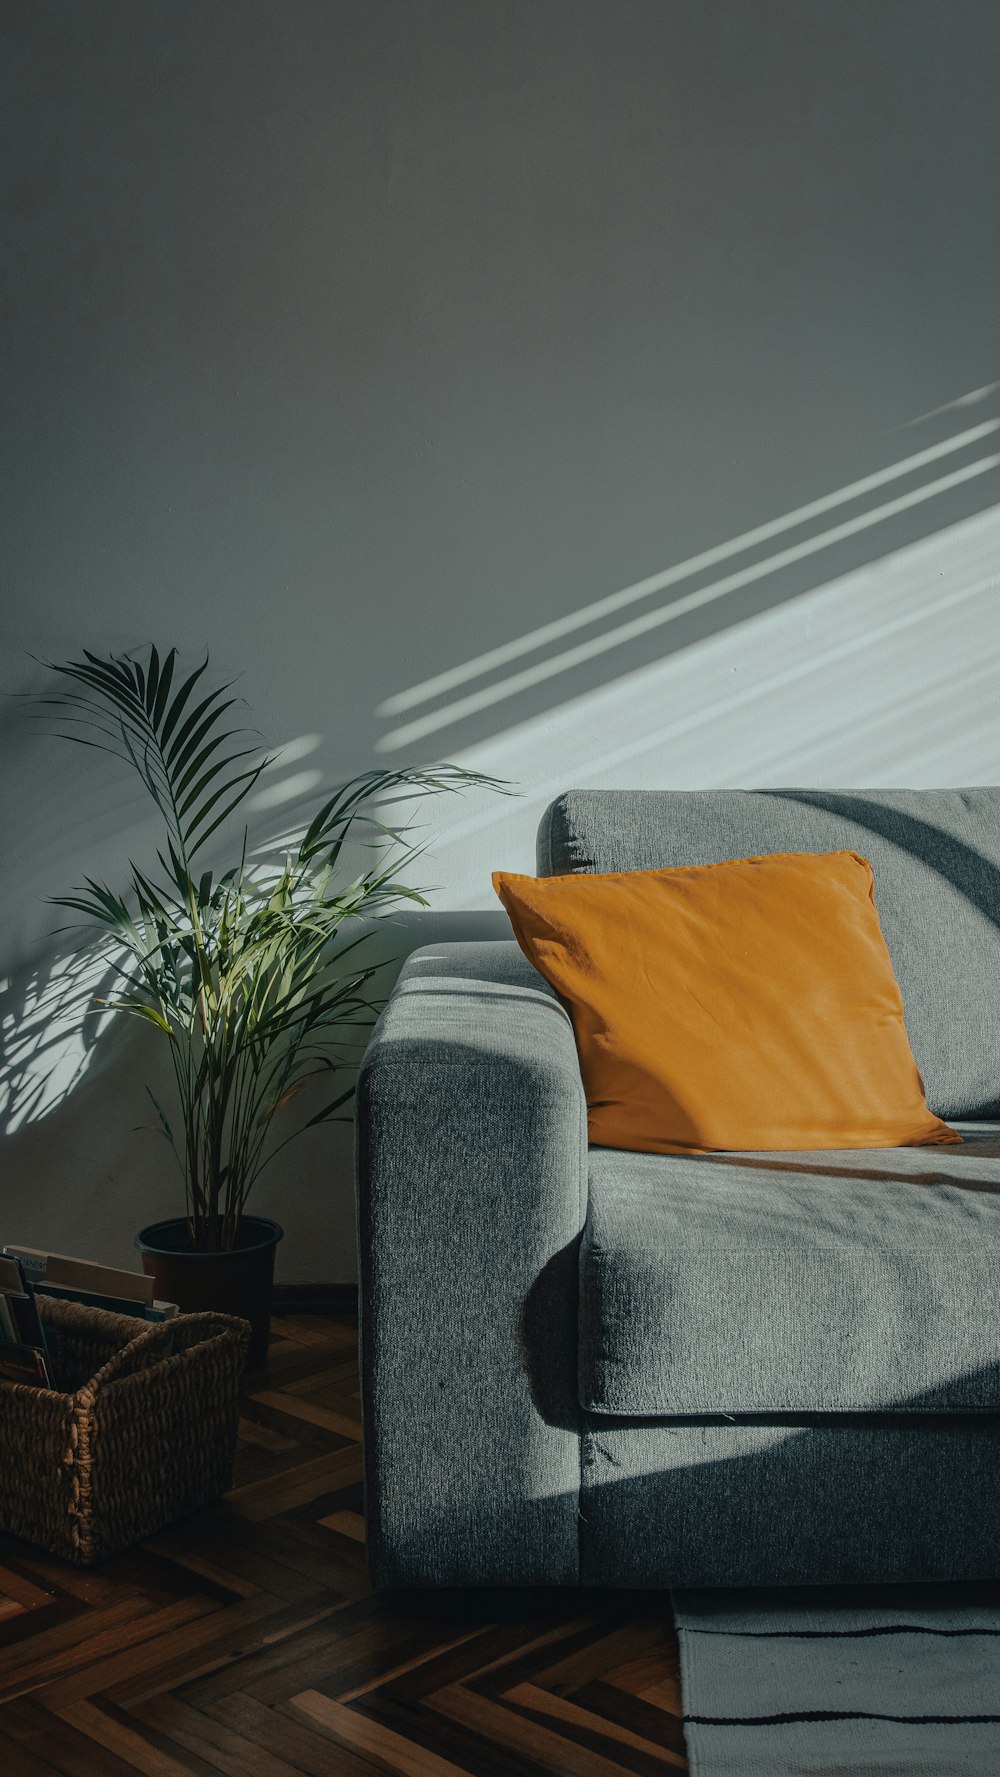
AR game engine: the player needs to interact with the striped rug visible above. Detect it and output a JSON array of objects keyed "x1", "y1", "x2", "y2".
[{"x1": 673, "y1": 1583, "x2": 1000, "y2": 1775}]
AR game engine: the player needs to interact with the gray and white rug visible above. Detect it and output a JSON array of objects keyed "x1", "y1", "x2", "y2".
[{"x1": 673, "y1": 1584, "x2": 1000, "y2": 1775}]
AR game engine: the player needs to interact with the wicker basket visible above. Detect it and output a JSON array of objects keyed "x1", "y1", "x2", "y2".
[{"x1": 0, "y1": 1296, "x2": 249, "y2": 1564}]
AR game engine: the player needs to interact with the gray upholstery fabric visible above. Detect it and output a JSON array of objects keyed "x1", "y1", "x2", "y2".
[
  {"x1": 580, "y1": 1418, "x2": 1000, "y2": 1587},
  {"x1": 356, "y1": 940, "x2": 587, "y2": 1587},
  {"x1": 537, "y1": 787, "x2": 1000, "y2": 1118},
  {"x1": 581, "y1": 1128, "x2": 1000, "y2": 1415}
]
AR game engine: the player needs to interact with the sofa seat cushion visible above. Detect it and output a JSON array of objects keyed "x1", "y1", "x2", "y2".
[{"x1": 580, "y1": 1126, "x2": 1000, "y2": 1416}]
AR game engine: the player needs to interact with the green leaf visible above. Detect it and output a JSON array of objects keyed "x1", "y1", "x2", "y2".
[
  {"x1": 302, "y1": 1085, "x2": 356, "y2": 1127},
  {"x1": 145, "y1": 643, "x2": 161, "y2": 715},
  {"x1": 130, "y1": 1005, "x2": 176, "y2": 1035},
  {"x1": 186, "y1": 759, "x2": 269, "y2": 852},
  {"x1": 177, "y1": 746, "x2": 264, "y2": 819},
  {"x1": 159, "y1": 654, "x2": 209, "y2": 752},
  {"x1": 151, "y1": 646, "x2": 176, "y2": 728},
  {"x1": 165, "y1": 685, "x2": 238, "y2": 769},
  {"x1": 145, "y1": 1087, "x2": 174, "y2": 1142}
]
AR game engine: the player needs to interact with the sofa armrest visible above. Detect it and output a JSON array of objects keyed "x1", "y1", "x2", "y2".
[{"x1": 356, "y1": 940, "x2": 587, "y2": 1586}]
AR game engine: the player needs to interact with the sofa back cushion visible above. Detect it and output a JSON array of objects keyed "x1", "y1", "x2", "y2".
[{"x1": 536, "y1": 788, "x2": 1000, "y2": 1119}]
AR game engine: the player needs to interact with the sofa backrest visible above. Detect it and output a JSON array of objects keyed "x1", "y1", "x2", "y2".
[{"x1": 536, "y1": 788, "x2": 1000, "y2": 1120}]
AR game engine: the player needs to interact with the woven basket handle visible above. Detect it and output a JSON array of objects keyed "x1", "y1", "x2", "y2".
[{"x1": 80, "y1": 1312, "x2": 249, "y2": 1396}]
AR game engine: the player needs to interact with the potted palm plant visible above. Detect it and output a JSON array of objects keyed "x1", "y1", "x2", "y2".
[{"x1": 39, "y1": 645, "x2": 501, "y2": 1364}]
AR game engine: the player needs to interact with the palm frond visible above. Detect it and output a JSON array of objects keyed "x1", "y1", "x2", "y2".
[
  {"x1": 36, "y1": 648, "x2": 270, "y2": 867},
  {"x1": 36, "y1": 644, "x2": 510, "y2": 1248}
]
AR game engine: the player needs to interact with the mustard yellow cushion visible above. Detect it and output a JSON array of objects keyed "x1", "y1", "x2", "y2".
[{"x1": 493, "y1": 851, "x2": 959, "y2": 1153}]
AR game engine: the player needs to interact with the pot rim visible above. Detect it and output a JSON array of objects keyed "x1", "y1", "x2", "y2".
[{"x1": 135, "y1": 1215, "x2": 284, "y2": 1258}]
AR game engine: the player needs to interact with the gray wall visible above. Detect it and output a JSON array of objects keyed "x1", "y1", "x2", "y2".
[{"x1": 2, "y1": 1, "x2": 999, "y2": 1280}]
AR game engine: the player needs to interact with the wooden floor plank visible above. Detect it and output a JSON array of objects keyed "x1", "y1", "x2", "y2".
[
  {"x1": 522, "y1": 1621, "x2": 669, "y2": 1697},
  {"x1": 228, "y1": 1448, "x2": 364, "y2": 1520},
  {"x1": 6, "y1": 1553, "x2": 134, "y2": 1609},
  {"x1": 282, "y1": 1360, "x2": 363, "y2": 1396},
  {"x1": 237, "y1": 1417, "x2": 298, "y2": 1454},
  {"x1": 426, "y1": 1682, "x2": 655, "y2": 1777},
  {"x1": 570, "y1": 1683, "x2": 690, "y2": 1764},
  {"x1": 336, "y1": 1629, "x2": 486, "y2": 1704},
  {"x1": 38, "y1": 1598, "x2": 271, "y2": 1706},
  {"x1": 4, "y1": 1692, "x2": 148, "y2": 1777},
  {"x1": 115, "y1": 1600, "x2": 348, "y2": 1710},
  {"x1": 0, "y1": 1601, "x2": 218, "y2": 1704},
  {"x1": 133, "y1": 1693, "x2": 309, "y2": 1777},
  {"x1": 0, "y1": 1314, "x2": 687, "y2": 1774},
  {"x1": 250, "y1": 1387, "x2": 364, "y2": 1440},
  {"x1": 0, "y1": 1732, "x2": 67, "y2": 1777},
  {"x1": 0, "y1": 1563, "x2": 58, "y2": 1611},
  {"x1": 287, "y1": 1687, "x2": 477, "y2": 1776},
  {"x1": 49, "y1": 1697, "x2": 207, "y2": 1777},
  {"x1": 503, "y1": 1682, "x2": 687, "y2": 1769},
  {"x1": 207, "y1": 1691, "x2": 384, "y2": 1777},
  {"x1": 604, "y1": 1644, "x2": 684, "y2": 1713},
  {"x1": 318, "y1": 1509, "x2": 366, "y2": 1543}
]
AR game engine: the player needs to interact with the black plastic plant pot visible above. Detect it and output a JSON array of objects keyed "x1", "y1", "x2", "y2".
[{"x1": 135, "y1": 1216, "x2": 283, "y2": 1370}]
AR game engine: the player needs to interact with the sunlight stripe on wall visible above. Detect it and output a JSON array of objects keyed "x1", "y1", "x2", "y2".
[
  {"x1": 376, "y1": 417, "x2": 1000, "y2": 718},
  {"x1": 377, "y1": 451, "x2": 1000, "y2": 751}
]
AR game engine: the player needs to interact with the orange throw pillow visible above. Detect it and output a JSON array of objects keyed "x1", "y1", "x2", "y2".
[{"x1": 493, "y1": 852, "x2": 959, "y2": 1153}]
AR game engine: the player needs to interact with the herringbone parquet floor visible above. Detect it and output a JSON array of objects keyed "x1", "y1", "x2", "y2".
[{"x1": 0, "y1": 1312, "x2": 688, "y2": 1775}]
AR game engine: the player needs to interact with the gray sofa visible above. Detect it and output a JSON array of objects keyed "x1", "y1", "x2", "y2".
[{"x1": 356, "y1": 787, "x2": 1000, "y2": 1589}]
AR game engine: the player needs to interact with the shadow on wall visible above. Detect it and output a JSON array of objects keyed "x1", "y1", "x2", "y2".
[
  {"x1": 411, "y1": 482, "x2": 1000, "y2": 905},
  {"x1": 21, "y1": 388, "x2": 984, "y2": 935},
  {"x1": 5, "y1": 384, "x2": 999, "y2": 953},
  {"x1": 6, "y1": 417, "x2": 1000, "y2": 1143},
  {"x1": 0, "y1": 943, "x2": 121, "y2": 1136},
  {"x1": 375, "y1": 393, "x2": 1000, "y2": 760},
  {"x1": 0, "y1": 903, "x2": 509, "y2": 1279},
  {"x1": 0, "y1": 909, "x2": 508, "y2": 1136},
  {"x1": 0, "y1": 644, "x2": 511, "y2": 1274},
  {"x1": 0, "y1": 641, "x2": 512, "y2": 1136}
]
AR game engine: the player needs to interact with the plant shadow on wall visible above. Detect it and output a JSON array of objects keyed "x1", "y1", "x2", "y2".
[
  {"x1": 3, "y1": 646, "x2": 506, "y2": 1262},
  {"x1": 0, "y1": 942, "x2": 124, "y2": 1137}
]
